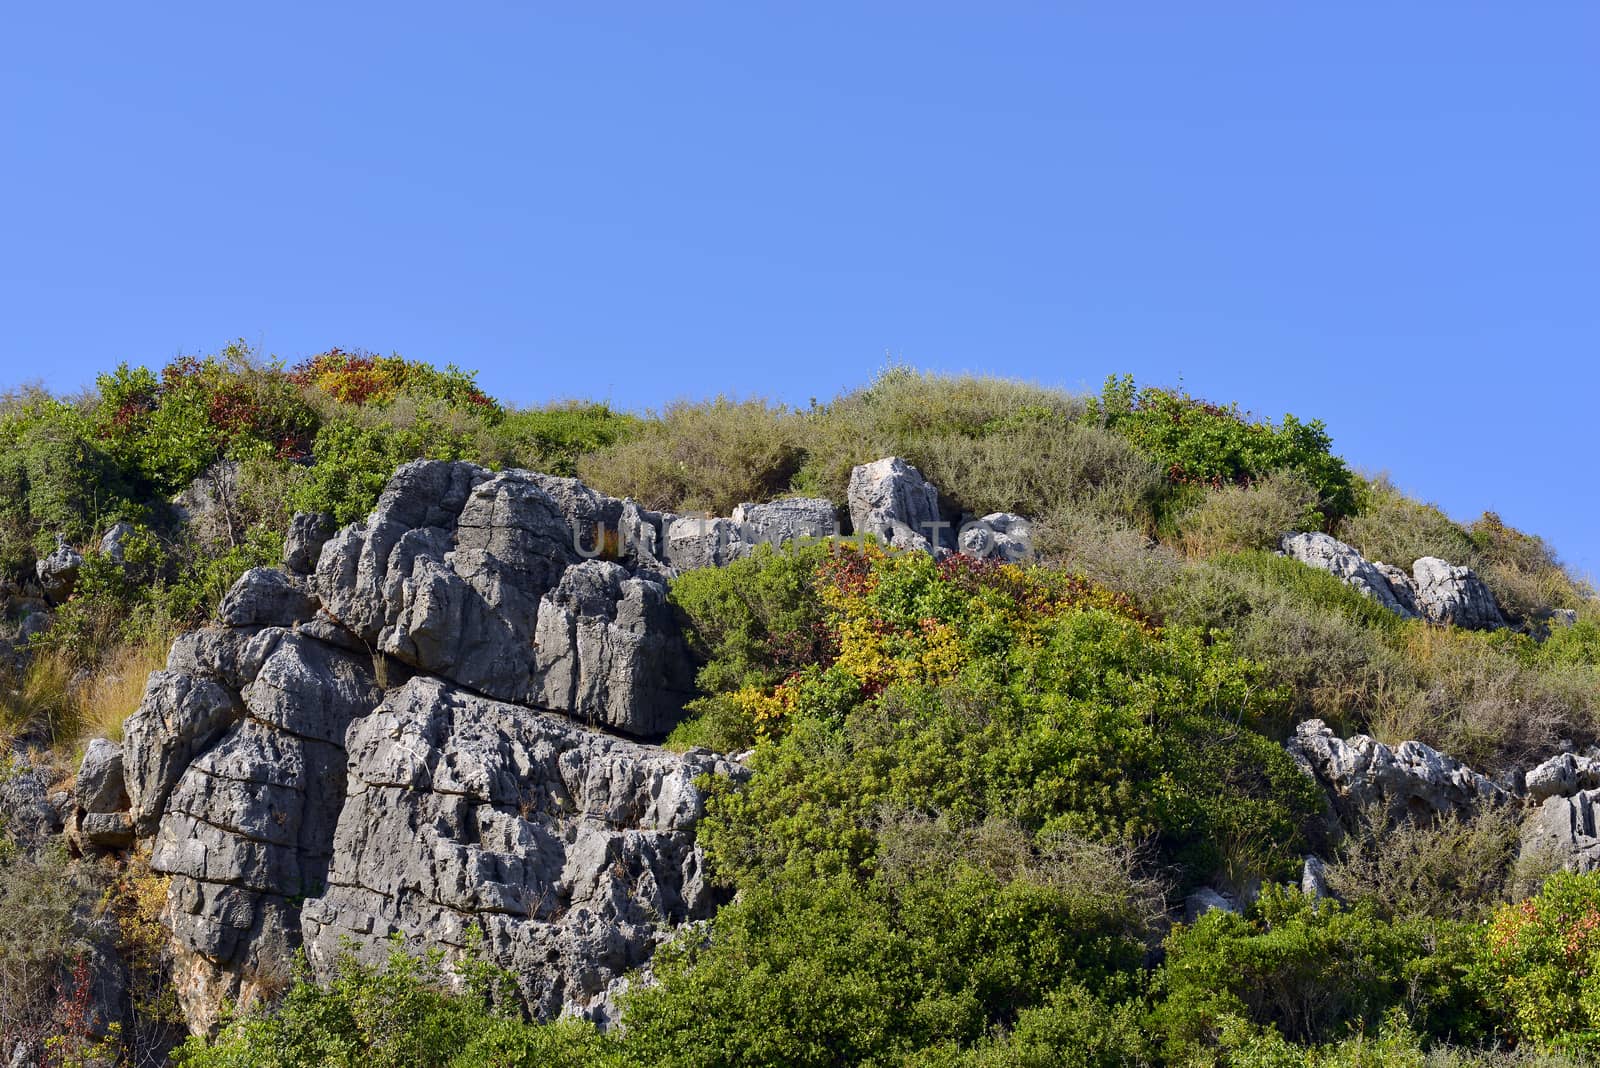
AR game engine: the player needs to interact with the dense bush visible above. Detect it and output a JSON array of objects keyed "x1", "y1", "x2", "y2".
[
  {"x1": 578, "y1": 397, "x2": 807, "y2": 515},
  {"x1": 1151, "y1": 887, "x2": 1480, "y2": 1054},
  {"x1": 1479, "y1": 870, "x2": 1600, "y2": 1050},
  {"x1": 686, "y1": 545, "x2": 1322, "y2": 890},
  {"x1": 1087, "y1": 374, "x2": 1359, "y2": 528}
]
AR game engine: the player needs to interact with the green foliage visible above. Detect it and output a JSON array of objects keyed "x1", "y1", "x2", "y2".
[
  {"x1": 1325, "y1": 805, "x2": 1522, "y2": 923},
  {"x1": 578, "y1": 396, "x2": 807, "y2": 515},
  {"x1": 293, "y1": 415, "x2": 481, "y2": 525},
  {"x1": 798, "y1": 367, "x2": 1165, "y2": 528},
  {"x1": 1175, "y1": 471, "x2": 1324, "y2": 558},
  {"x1": 1088, "y1": 375, "x2": 1359, "y2": 527},
  {"x1": 494, "y1": 402, "x2": 640, "y2": 477},
  {"x1": 93, "y1": 347, "x2": 318, "y2": 495},
  {"x1": 1151, "y1": 887, "x2": 1480, "y2": 1055},
  {"x1": 176, "y1": 942, "x2": 612, "y2": 1068},
  {"x1": 1478, "y1": 871, "x2": 1600, "y2": 1050},
  {"x1": 694, "y1": 547, "x2": 1322, "y2": 890},
  {"x1": 621, "y1": 854, "x2": 1146, "y2": 1068}
]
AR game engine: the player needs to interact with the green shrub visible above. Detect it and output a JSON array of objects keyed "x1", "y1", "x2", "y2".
[
  {"x1": 578, "y1": 397, "x2": 806, "y2": 515},
  {"x1": 1151, "y1": 887, "x2": 1477, "y2": 1054},
  {"x1": 697, "y1": 547, "x2": 1321, "y2": 890},
  {"x1": 1326, "y1": 805, "x2": 1521, "y2": 923},
  {"x1": 1338, "y1": 476, "x2": 1479, "y2": 572},
  {"x1": 1175, "y1": 471, "x2": 1323, "y2": 558},
  {"x1": 492, "y1": 402, "x2": 640, "y2": 477},
  {"x1": 797, "y1": 367, "x2": 1164, "y2": 527},
  {"x1": 620, "y1": 856, "x2": 1145, "y2": 1068},
  {"x1": 1087, "y1": 375, "x2": 1358, "y2": 527},
  {"x1": 176, "y1": 941, "x2": 611, "y2": 1068},
  {"x1": 1478, "y1": 870, "x2": 1600, "y2": 1050},
  {"x1": 294, "y1": 415, "x2": 482, "y2": 525}
]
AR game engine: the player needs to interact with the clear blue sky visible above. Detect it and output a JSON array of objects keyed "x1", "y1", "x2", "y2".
[{"x1": 3, "y1": 5, "x2": 1597, "y2": 577}]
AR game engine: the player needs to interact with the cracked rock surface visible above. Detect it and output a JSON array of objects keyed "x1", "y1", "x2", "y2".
[{"x1": 119, "y1": 461, "x2": 734, "y2": 1033}]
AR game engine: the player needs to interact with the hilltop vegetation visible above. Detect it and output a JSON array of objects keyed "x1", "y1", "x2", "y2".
[{"x1": 2, "y1": 344, "x2": 1599, "y2": 1066}]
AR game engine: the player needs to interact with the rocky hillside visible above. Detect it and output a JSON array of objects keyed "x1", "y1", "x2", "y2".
[{"x1": 3, "y1": 354, "x2": 1600, "y2": 1066}]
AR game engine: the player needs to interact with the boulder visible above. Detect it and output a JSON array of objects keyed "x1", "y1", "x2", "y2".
[
  {"x1": 848, "y1": 457, "x2": 944, "y2": 553},
  {"x1": 171, "y1": 460, "x2": 243, "y2": 550},
  {"x1": 1411, "y1": 557, "x2": 1506, "y2": 630},
  {"x1": 1524, "y1": 752, "x2": 1600, "y2": 803},
  {"x1": 75, "y1": 738, "x2": 127, "y2": 814},
  {"x1": 958, "y1": 513, "x2": 1033, "y2": 561},
  {"x1": 1372, "y1": 563, "x2": 1419, "y2": 616},
  {"x1": 282, "y1": 512, "x2": 335, "y2": 574},
  {"x1": 1301, "y1": 855, "x2": 1332, "y2": 899},
  {"x1": 1287, "y1": 719, "x2": 1504, "y2": 825},
  {"x1": 527, "y1": 560, "x2": 693, "y2": 737},
  {"x1": 80, "y1": 811, "x2": 135, "y2": 849},
  {"x1": 217, "y1": 568, "x2": 320, "y2": 629},
  {"x1": 662, "y1": 514, "x2": 751, "y2": 571},
  {"x1": 99, "y1": 521, "x2": 136, "y2": 565},
  {"x1": 36, "y1": 542, "x2": 83, "y2": 604},
  {"x1": 731, "y1": 498, "x2": 838, "y2": 547},
  {"x1": 1280, "y1": 533, "x2": 1416, "y2": 619},
  {"x1": 18, "y1": 610, "x2": 51, "y2": 644},
  {"x1": 1183, "y1": 887, "x2": 1239, "y2": 923}
]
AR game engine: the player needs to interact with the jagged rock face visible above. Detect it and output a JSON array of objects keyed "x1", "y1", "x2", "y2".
[
  {"x1": 660, "y1": 498, "x2": 837, "y2": 571},
  {"x1": 117, "y1": 460, "x2": 729, "y2": 1034},
  {"x1": 1287, "y1": 719, "x2": 1504, "y2": 824},
  {"x1": 1412, "y1": 556, "x2": 1506, "y2": 630},
  {"x1": 1280, "y1": 533, "x2": 1418, "y2": 619},
  {"x1": 314, "y1": 462, "x2": 690, "y2": 733},
  {"x1": 848, "y1": 457, "x2": 943, "y2": 553},
  {"x1": 300, "y1": 677, "x2": 733, "y2": 1024}
]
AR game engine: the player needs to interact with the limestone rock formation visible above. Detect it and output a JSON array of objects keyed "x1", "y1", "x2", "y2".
[
  {"x1": 99, "y1": 521, "x2": 136, "y2": 566},
  {"x1": 957, "y1": 513, "x2": 1033, "y2": 561},
  {"x1": 848, "y1": 457, "x2": 943, "y2": 553},
  {"x1": 1280, "y1": 532, "x2": 1507, "y2": 630},
  {"x1": 36, "y1": 541, "x2": 83, "y2": 605},
  {"x1": 1412, "y1": 556, "x2": 1506, "y2": 630},
  {"x1": 283, "y1": 511, "x2": 335, "y2": 574},
  {"x1": 1521, "y1": 790, "x2": 1600, "y2": 874},
  {"x1": 1287, "y1": 719, "x2": 1504, "y2": 825},
  {"x1": 1525, "y1": 752, "x2": 1600, "y2": 803},
  {"x1": 113, "y1": 460, "x2": 735, "y2": 1033},
  {"x1": 1280, "y1": 533, "x2": 1417, "y2": 619},
  {"x1": 300, "y1": 677, "x2": 735, "y2": 1025}
]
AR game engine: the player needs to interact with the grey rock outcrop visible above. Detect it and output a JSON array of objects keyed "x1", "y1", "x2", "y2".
[
  {"x1": 1280, "y1": 533, "x2": 1417, "y2": 619},
  {"x1": 120, "y1": 459, "x2": 742, "y2": 1033},
  {"x1": 283, "y1": 512, "x2": 335, "y2": 574},
  {"x1": 1287, "y1": 719, "x2": 1504, "y2": 825},
  {"x1": 1183, "y1": 887, "x2": 1240, "y2": 923},
  {"x1": 848, "y1": 457, "x2": 944, "y2": 553},
  {"x1": 1521, "y1": 790, "x2": 1600, "y2": 874},
  {"x1": 100, "y1": 521, "x2": 136, "y2": 565},
  {"x1": 732, "y1": 498, "x2": 838, "y2": 545},
  {"x1": 1412, "y1": 557, "x2": 1506, "y2": 630},
  {"x1": 1525, "y1": 753, "x2": 1600, "y2": 803},
  {"x1": 300, "y1": 678, "x2": 734, "y2": 1026},
  {"x1": 36, "y1": 542, "x2": 83, "y2": 604},
  {"x1": 218, "y1": 568, "x2": 320, "y2": 629},
  {"x1": 958, "y1": 513, "x2": 1033, "y2": 561},
  {"x1": 171, "y1": 460, "x2": 243, "y2": 550},
  {"x1": 75, "y1": 738, "x2": 127, "y2": 814},
  {"x1": 1372, "y1": 563, "x2": 1419, "y2": 616},
  {"x1": 1301, "y1": 855, "x2": 1332, "y2": 899}
]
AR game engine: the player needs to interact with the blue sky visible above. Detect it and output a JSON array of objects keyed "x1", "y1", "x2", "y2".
[{"x1": 3, "y1": 4, "x2": 1597, "y2": 576}]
